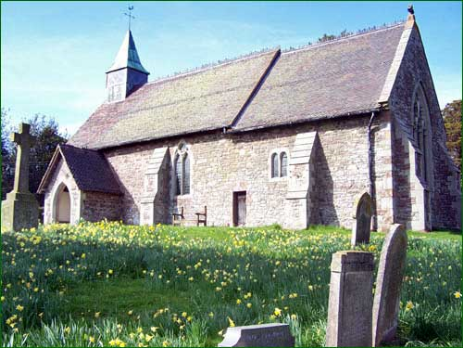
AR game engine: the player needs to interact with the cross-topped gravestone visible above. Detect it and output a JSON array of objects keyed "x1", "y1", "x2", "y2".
[
  {"x1": 11, "y1": 123, "x2": 36, "y2": 193},
  {"x1": 1, "y1": 123, "x2": 39, "y2": 231}
]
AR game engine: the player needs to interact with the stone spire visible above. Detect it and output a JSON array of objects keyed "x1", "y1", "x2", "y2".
[{"x1": 106, "y1": 30, "x2": 149, "y2": 103}]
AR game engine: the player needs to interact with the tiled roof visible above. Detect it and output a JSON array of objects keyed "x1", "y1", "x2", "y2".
[
  {"x1": 38, "y1": 145, "x2": 122, "y2": 194},
  {"x1": 69, "y1": 22, "x2": 406, "y2": 149},
  {"x1": 234, "y1": 23, "x2": 405, "y2": 131},
  {"x1": 70, "y1": 50, "x2": 280, "y2": 149}
]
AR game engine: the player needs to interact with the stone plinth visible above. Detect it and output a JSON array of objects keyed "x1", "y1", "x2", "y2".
[
  {"x1": 326, "y1": 251, "x2": 374, "y2": 347},
  {"x1": 2, "y1": 192, "x2": 39, "y2": 231}
]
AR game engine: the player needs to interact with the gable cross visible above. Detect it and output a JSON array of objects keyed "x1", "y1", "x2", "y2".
[{"x1": 10, "y1": 123, "x2": 36, "y2": 193}]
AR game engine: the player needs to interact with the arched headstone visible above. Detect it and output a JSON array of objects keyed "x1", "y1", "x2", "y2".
[
  {"x1": 372, "y1": 224, "x2": 408, "y2": 346},
  {"x1": 351, "y1": 192, "x2": 373, "y2": 246}
]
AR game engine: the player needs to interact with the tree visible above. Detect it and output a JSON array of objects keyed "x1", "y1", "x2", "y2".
[
  {"x1": 1, "y1": 109, "x2": 14, "y2": 197},
  {"x1": 442, "y1": 100, "x2": 462, "y2": 168},
  {"x1": 318, "y1": 33, "x2": 337, "y2": 43},
  {"x1": 1, "y1": 112, "x2": 68, "y2": 200}
]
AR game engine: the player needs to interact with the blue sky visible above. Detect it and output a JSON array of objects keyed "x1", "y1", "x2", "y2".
[{"x1": 1, "y1": 1, "x2": 462, "y2": 135}]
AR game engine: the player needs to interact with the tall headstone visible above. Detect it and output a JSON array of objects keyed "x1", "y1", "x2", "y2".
[
  {"x1": 1, "y1": 123, "x2": 39, "y2": 231},
  {"x1": 351, "y1": 192, "x2": 374, "y2": 246},
  {"x1": 372, "y1": 224, "x2": 408, "y2": 347},
  {"x1": 218, "y1": 323, "x2": 295, "y2": 347},
  {"x1": 326, "y1": 251, "x2": 374, "y2": 347}
]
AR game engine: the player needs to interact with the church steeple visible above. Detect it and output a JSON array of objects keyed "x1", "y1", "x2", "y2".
[{"x1": 106, "y1": 30, "x2": 149, "y2": 103}]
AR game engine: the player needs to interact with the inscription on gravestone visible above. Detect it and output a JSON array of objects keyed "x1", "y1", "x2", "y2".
[
  {"x1": 351, "y1": 192, "x2": 374, "y2": 246},
  {"x1": 218, "y1": 323, "x2": 295, "y2": 347},
  {"x1": 372, "y1": 224, "x2": 408, "y2": 347}
]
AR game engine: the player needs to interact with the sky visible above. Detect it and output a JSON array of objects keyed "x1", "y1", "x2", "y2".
[{"x1": 1, "y1": 1, "x2": 462, "y2": 135}]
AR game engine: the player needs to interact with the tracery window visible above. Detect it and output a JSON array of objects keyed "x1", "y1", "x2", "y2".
[
  {"x1": 175, "y1": 143, "x2": 191, "y2": 195},
  {"x1": 412, "y1": 85, "x2": 430, "y2": 184}
]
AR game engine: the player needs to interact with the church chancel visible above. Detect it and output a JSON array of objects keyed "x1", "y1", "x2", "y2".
[{"x1": 38, "y1": 8, "x2": 461, "y2": 231}]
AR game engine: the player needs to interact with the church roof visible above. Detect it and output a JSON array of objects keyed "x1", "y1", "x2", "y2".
[
  {"x1": 107, "y1": 30, "x2": 149, "y2": 74},
  {"x1": 38, "y1": 144, "x2": 122, "y2": 194},
  {"x1": 69, "y1": 22, "x2": 407, "y2": 150}
]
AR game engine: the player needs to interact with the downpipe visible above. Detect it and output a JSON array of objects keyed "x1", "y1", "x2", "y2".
[{"x1": 368, "y1": 111, "x2": 378, "y2": 231}]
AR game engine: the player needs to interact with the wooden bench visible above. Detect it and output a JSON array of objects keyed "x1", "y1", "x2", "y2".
[{"x1": 172, "y1": 206, "x2": 207, "y2": 226}]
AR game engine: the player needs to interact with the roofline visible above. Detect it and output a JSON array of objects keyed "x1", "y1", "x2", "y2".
[
  {"x1": 142, "y1": 48, "x2": 280, "y2": 88},
  {"x1": 378, "y1": 15, "x2": 414, "y2": 103},
  {"x1": 37, "y1": 145, "x2": 66, "y2": 194},
  {"x1": 105, "y1": 66, "x2": 150, "y2": 75},
  {"x1": 228, "y1": 107, "x2": 383, "y2": 134},
  {"x1": 282, "y1": 21, "x2": 406, "y2": 58},
  {"x1": 84, "y1": 106, "x2": 385, "y2": 151}
]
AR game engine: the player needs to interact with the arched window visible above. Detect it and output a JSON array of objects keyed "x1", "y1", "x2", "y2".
[
  {"x1": 280, "y1": 152, "x2": 288, "y2": 177},
  {"x1": 183, "y1": 153, "x2": 190, "y2": 194},
  {"x1": 271, "y1": 153, "x2": 279, "y2": 178},
  {"x1": 174, "y1": 143, "x2": 191, "y2": 195},
  {"x1": 412, "y1": 86, "x2": 431, "y2": 184},
  {"x1": 175, "y1": 154, "x2": 182, "y2": 195}
]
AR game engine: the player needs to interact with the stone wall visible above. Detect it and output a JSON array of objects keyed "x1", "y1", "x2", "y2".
[
  {"x1": 104, "y1": 114, "x2": 392, "y2": 230},
  {"x1": 389, "y1": 23, "x2": 461, "y2": 230},
  {"x1": 81, "y1": 192, "x2": 122, "y2": 222}
]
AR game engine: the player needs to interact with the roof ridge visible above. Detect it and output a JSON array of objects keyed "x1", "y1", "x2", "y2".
[
  {"x1": 143, "y1": 48, "x2": 280, "y2": 87},
  {"x1": 281, "y1": 21, "x2": 406, "y2": 55}
]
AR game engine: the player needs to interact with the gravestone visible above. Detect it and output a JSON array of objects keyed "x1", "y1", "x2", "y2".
[
  {"x1": 218, "y1": 323, "x2": 295, "y2": 347},
  {"x1": 1, "y1": 123, "x2": 39, "y2": 231},
  {"x1": 351, "y1": 192, "x2": 374, "y2": 246},
  {"x1": 372, "y1": 224, "x2": 408, "y2": 347},
  {"x1": 326, "y1": 251, "x2": 374, "y2": 347}
]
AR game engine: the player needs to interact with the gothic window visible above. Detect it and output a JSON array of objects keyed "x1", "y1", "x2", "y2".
[
  {"x1": 280, "y1": 152, "x2": 288, "y2": 177},
  {"x1": 412, "y1": 86, "x2": 430, "y2": 184},
  {"x1": 271, "y1": 153, "x2": 279, "y2": 178},
  {"x1": 183, "y1": 153, "x2": 190, "y2": 195},
  {"x1": 175, "y1": 154, "x2": 182, "y2": 195},
  {"x1": 174, "y1": 143, "x2": 191, "y2": 195}
]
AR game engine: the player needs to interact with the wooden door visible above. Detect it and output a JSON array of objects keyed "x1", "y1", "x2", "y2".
[{"x1": 233, "y1": 192, "x2": 246, "y2": 226}]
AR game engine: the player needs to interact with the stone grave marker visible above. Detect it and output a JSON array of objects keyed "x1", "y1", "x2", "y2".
[
  {"x1": 1, "y1": 123, "x2": 39, "y2": 231},
  {"x1": 351, "y1": 192, "x2": 374, "y2": 246},
  {"x1": 326, "y1": 251, "x2": 374, "y2": 347},
  {"x1": 372, "y1": 224, "x2": 408, "y2": 347},
  {"x1": 218, "y1": 323, "x2": 295, "y2": 347}
]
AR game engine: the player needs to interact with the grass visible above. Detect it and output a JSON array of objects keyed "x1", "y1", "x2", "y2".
[{"x1": 1, "y1": 221, "x2": 461, "y2": 347}]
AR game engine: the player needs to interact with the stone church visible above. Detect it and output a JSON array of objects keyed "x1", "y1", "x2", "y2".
[{"x1": 38, "y1": 11, "x2": 461, "y2": 231}]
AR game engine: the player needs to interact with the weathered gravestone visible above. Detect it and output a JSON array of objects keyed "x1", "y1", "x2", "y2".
[
  {"x1": 372, "y1": 224, "x2": 408, "y2": 347},
  {"x1": 218, "y1": 323, "x2": 295, "y2": 347},
  {"x1": 351, "y1": 192, "x2": 374, "y2": 246},
  {"x1": 326, "y1": 251, "x2": 374, "y2": 347},
  {"x1": 1, "y1": 123, "x2": 39, "y2": 231}
]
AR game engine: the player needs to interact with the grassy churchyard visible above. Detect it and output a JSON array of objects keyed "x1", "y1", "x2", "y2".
[{"x1": 1, "y1": 222, "x2": 461, "y2": 347}]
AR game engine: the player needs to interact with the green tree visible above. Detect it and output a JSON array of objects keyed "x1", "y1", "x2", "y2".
[
  {"x1": 1, "y1": 112, "x2": 68, "y2": 200},
  {"x1": 317, "y1": 33, "x2": 337, "y2": 43},
  {"x1": 442, "y1": 100, "x2": 462, "y2": 168}
]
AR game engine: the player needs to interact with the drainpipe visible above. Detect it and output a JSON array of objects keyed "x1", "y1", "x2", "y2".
[{"x1": 368, "y1": 111, "x2": 378, "y2": 231}]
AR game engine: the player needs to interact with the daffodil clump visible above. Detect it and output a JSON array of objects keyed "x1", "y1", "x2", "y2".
[{"x1": 1, "y1": 221, "x2": 461, "y2": 347}]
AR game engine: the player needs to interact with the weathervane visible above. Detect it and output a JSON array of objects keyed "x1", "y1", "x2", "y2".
[{"x1": 124, "y1": 5, "x2": 135, "y2": 30}]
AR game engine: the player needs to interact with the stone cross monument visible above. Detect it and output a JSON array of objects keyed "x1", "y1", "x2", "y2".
[{"x1": 1, "y1": 123, "x2": 39, "y2": 231}]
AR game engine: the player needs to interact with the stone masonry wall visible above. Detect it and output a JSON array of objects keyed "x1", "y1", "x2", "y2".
[
  {"x1": 104, "y1": 114, "x2": 392, "y2": 230},
  {"x1": 81, "y1": 192, "x2": 122, "y2": 222},
  {"x1": 389, "y1": 24, "x2": 461, "y2": 230}
]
